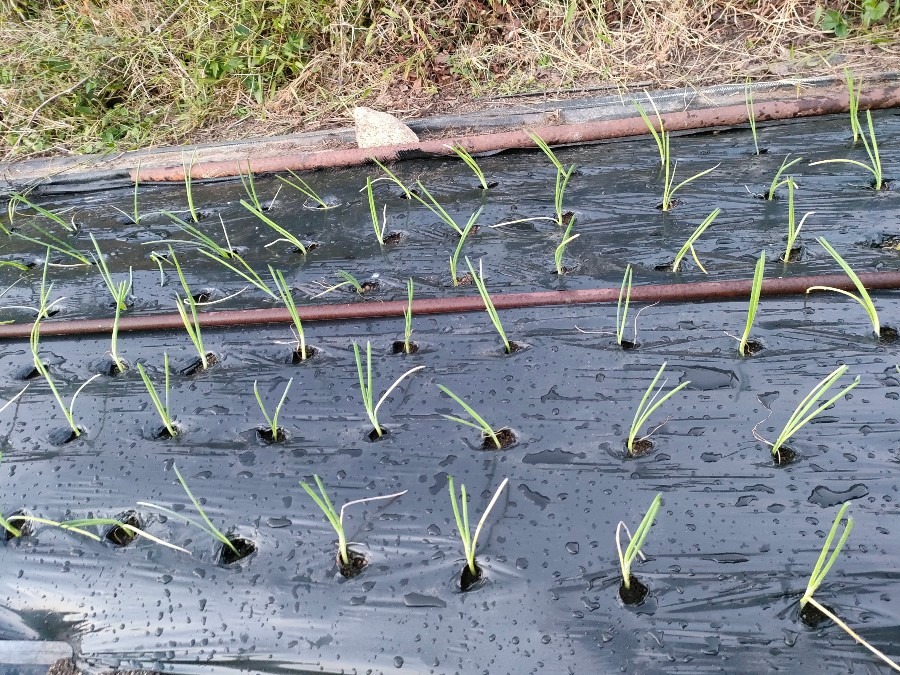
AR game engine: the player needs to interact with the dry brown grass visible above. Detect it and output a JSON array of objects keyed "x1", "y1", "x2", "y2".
[{"x1": 0, "y1": 0, "x2": 898, "y2": 159}]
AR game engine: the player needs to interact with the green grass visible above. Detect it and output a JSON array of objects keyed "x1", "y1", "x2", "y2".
[
  {"x1": 807, "y1": 237, "x2": 881, "y2": 337},
  {"x1": 672, "y1": 209, "x2": 719, "y2": 273},
  {"x1": 738, "y1": 251, "x2": 765, "y2": 356},
  {"x1": 616, "y1": 493, "x2": 662, "y2": 589},
  {"x1": 627, "y1": 362, "x2": 690, "y2": 453},
  {"x1": 253, "y1": 377, "x2": 293, "y2": 439},
  {"x1": 753, "y1": 364, "x2": 859, "y2": 460},
  {"x1": 437, "y1": 384, "x2": 504, "y2": 449},
  {"x1": 136, "y1": 354, "x2": 177, "y2": 438},
  {"x1": 448, "y1": 475, "x2": 509, "y2": 577},
  {"x1": 352, "y1": 341, "x2": 424, "y2": 437}
]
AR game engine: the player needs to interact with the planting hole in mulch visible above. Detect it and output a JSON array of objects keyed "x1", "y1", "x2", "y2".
[
  {"x1": 780, "y1": 246, "x2": 803, "y2": 263},
  {"x1": 105, "y1": 511, "x2": 142, "y2": 547},
  {"x1": 460, "y1": 563, "x2": 484, "y2": 592},
  {"x1": 561, "y1": 212, "x2": 575, "y2": 226},
  {"x1": 303, "y1": 197, "x2": 340, "y2": 210},
  {"x1": 152, "y1": 423, "x2": 179, "y2": 440},
  {"x1": 482, "y1": 428, "x2": 516, "y2": 450},
  {"x1": 773, "y1": 446, "x2": 797, "y2": 467},
  {"x1": 219, "y1": 536, "x2": 257, "y2": 565},
  {"x1": 391, "y1": 340, "x2": 419, "y2": 355},
  {"x1": 290, "y1": 345, "x2": 318, "y2": 363},
  {"x1": 15, "y1": 362, "x2": 46, "y2": 381},
  {"x1": 454, "y1": 273, "x2": 474, "y2": 286},
  {"x1": 479, "y1": 181, "x2": 500, "y2": 190},
  {"x1": 620, "y1": 339, "x2": 640, "y2": 351},
  {"x1": 868, "y1": 178, "x2": 894, "y2": 191},
  {"x1": 367, "y1": 427, "x2": 391, "y2": 442},
  {"x1": 96, "y1": 356, "x2": 128, "y2": 377},
  {"x1": 360, "y1": 281, "x2": 379, "y2": 294},
  {"x1": 381, "y1": 231, "x2": 404, "y2": 245},
  {"x1": 49, "y1": 427, "x2": 83, "y2": 446},
  {"x1": 297, "y1": 242, "x2": 320, "y2": 254},
  {"x1": 257, "y1": 426, "x2": 287, "y2": 444},
  {"x1": 800, "y1": 601, "x2": 833, "y2": 628},
  {"x1": 742, "y1": 340, "x2": 764, "y2": 356},
  {"x1": 619, "y1": 576, "x2": 650, "y2": 605},
  {"x1": 654, "y1": 262, "x2": 675, "y2": 272},
  {"x1": 180, "y1": 352, "x2": 218, "y2": 376},
  {"x1": 504, "y1": 341, "x2": 525, "y2": 355},
  {"x1": 338, "y1": 549, "x2": 368, "y2": 578},
  {"x1": 627, "y1": 438, "x2": 654, "y2": 457},
  {"x1": 4, "y1": 510, "x2": 33, "y2": 540},
  {"x1": 879, "y1": 326, "x2": 898, "y2": 343},
  {"x1": 191, "y1": 289, "x2": 214, "y2": 304},
  {"x1": 872, "y1": 234, "x2": 900, "y2": 250}
]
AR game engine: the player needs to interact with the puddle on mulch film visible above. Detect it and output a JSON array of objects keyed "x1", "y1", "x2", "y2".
[{"x1": 0, "y1": 111, "x2": 899, "y2": 673}]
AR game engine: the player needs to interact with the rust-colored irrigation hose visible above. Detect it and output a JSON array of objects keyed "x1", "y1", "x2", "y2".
[
  {"x1": 133, "y1": 86, "x2": 900, "y2": 182},
  {"x1": 2, "y1": 271, "x2": 899, "y2": 340}
]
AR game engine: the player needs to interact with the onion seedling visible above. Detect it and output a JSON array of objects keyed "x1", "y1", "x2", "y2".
[
  {"x1": 671, "y1": 208, "x2": 719, "y2": 273},
  {"x1": 12, "y1": 224, "x2": 91, "y2": 266},
  {"x1": 528, "y1": 131, "x2": 576, "y2": 226},
  {"x1": 766, "y1": 155, "x2": 803, "y2": 200},
  {"x1": 310, "y1": 270, "x2": 369, "y2": 299},
  {"x1": 616, "y1": 492, "x2": 662, "y2": 603},
  {"x1": 240, "y1": 200, "x2": 309, "y2": 254},
  {"x1": 753, "y1": 364, "x2": 859, "y2": 463},
  {"x1": 401, "y1": 277, "x2": 415, "y2": 354},
  {"x1": 353, "y1": 341, "x2": 425, "y2": 438},
  {"x1": 845, "y1": 68, "x2": 862, "y2": 143},
  {"x1": 745, "y1": 81, "x2": 760, "y2": 155},
  {"x1": 465, "y1": 257, "x2": 512, "y2": 353},
  {"x1": 59, "y1": 516, "x2": 189, "y2": 551},
  {"x1": 170, "y1": 248, "x2": 211, "y2": 371},
  {"x1": 182, "y1": 151, "x2": 200, "y2": 222},
  {"x1": 616, "y1": 264, "x2": 633, "y2": 346},
  {"x1": 554, "y1": 216, "x2": 580, "y2": 275},
  {"x1": 446, "y1": 143, "x2": 490, "y2": 190},
  {"x1": 437, "y1": 385, "x2": 511, "y2": 449},
  {"x1": 807, "y1": 237, "x2": 882, "y2": 338},
  {"x1": 366, "y1": 177, "x2": 389, "y2": 245},
  {"x1": 627, "y1": 362, "x2": 690, "y2": 454},
  {"x1": 738, "y1": 251, "x2": 766, "y2": 356},
  {"x1": 448, "y1": 475, "x2": 509, "y2": 587},
  {"x1": 276, "y1": 170, "x2": 335, "y2": 209},
  {"x1": 448, "y1": 208, "x2": 482, "y2": 286},
  {"x1": 781, "y1": 179, "x2": 813, "y2": 262},
  {"x1": 270, "y1": 266, "x2": 310, "y2": 360},
  {"x1": 809, "y1": 110, "x2": 884, "y2": 190},
  {"x1": 798, "y1": 504, "x2": 899, "y2": 670},
  {"x1": 90, "y1": 234, "x2": 132, "y2": 373},
  {"x1": 369, "y1": 157, "x2": 412, "y2": 199},
  {"x1": 138, "y1": 463, "x2": 244, "y2": 560},
  {"x1": 413, "y1": 181, "x2": 474, "y2": 237},
  {"x1": 7, "y1": 192, "x2": 76, "y2": 232},
  {"x1": 634, "y1": 98, "x2": 666, "y2": 165},
  {"x1": 300, "y1": 474, "x2": 407, "y2": 575},
  {"x1": 239, "y1": 161, "x2": 280, "y2": 212},
  {"x1": 137, "y1": 354, "x2": 176, "y2": 438},
  {"x1": 253, "y1": 377, "x2": 293, "y2": 442}
]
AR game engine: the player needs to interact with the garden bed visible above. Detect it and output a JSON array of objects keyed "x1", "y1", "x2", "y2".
[{"x1": 1, "y1": 109, "x2": 899, "y2": 674}]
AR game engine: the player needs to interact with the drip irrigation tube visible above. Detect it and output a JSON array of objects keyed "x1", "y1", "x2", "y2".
[
  {"x1": 134, "y1": 85, "x2": 900, "y2": 183},
  {"x1": 3, "y1": 271, "x2": 900, "y2": 340}
]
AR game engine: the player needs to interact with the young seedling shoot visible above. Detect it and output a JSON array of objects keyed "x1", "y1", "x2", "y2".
[
  {"x1": 554, "y1": 216, "x2": 580, "y2": 275},
  {"x1": 182, "y1": 151, "x2": 200, "y2": 222},
  {"x1": 366, "y1": 177, "x2": 390, "y2": 246},
  {"x1": 169, "y1": 248, "x2": 215, "y2": 372},
  {"x1": 766, "y1": 155, "x2": 804, "y2": 200},
  {"x1": 413, "y1": 182, "x2": 481, "y2": 237},
  {"x1": 277, "y1": 169, "x2": 336, "y2": 209},
  {"x1": 300, "y1": 474, "x2": 407, "y2": 577},
  {"x1": 90, "y1": 234, "x2": 132, "y2": 374},
  {"x1": 738, "y1": 251, "x2": 766, "y2": 356},
  {"x1": 752, "y1": 364, "x2": 859, "y2": 465},
  {"x1": 616, "y1": 493, "x2": 662, "y2": 605},
  {"x1": 138, "y1": 463, "x2": 255, "y2": 564},
  {"x1": 239, "y1": 161, "x2": 281, "y2": 212},
  {"x1": 574, "y1": 264, "x2": 656, "y2": 349},
  {"x1": 311, "y1": 270, "x2": 373, "y2": 298},
  {"x1": 527, "y1": 131, "x2": 576, "y2": 226},
  {"x1": 799, "y1": 502, "x2": 900, "y2": 670},
  {"x1": 437, "y1": 384, "x2": 515, "y2": 449},
  {"x1": 671, "y1": 208, "x2": 719, "y2": 273},
  {"x1": 12, "y1": 223, "x2": 92, "y2": 266},
  {"x1": 393, "y1": 277, "x2": 418, "y2": 354},
  {"x1": 253, "y1": 377, "x2": 293, "y2": 443},
  {"x1": 59, "y1": 513, "x2": 189, "y2": 551},
  {"x1": 353, "y1": 341, "x2": 425, "y2": 439},
  {"x1": 368, "y1": 157, "x2": 413, "y2": 199},
  {"x1": 807, "y1": 237, "x2": 894, "y2": 341},
  {"x1": 845, "y1": 68, "x2": 862, "y2": 143},
  {"x1": 745, "y1": 80, "x2": 763, "y2": 155},
  {"x1": 446, "y1": 143, "x2": 493, "y2": 190},
  {"x1": 6, "y1": 192, "x2": 77, "y2": 232},
  {"x1": 136, "y1": 354, "x2": 177, "y2": 439},
  {"x1": 627, "y1": 362, "x2": 690, "y2": 456},
  {"x1": 241, "y1": 199, "x2": 311, "y2": 255},
  {"x1": 809, "y1": 110, "x2": 884, "y2": 190},
  {"x1": 270, "y1": 266, "x2": 314, "y2": 360},
  {"x1": 465, "y1": 257, "x2": 517, "y2": 353},
  {"x1": 780, "y1": 178, "x2": 814, "y2": 262},
  {"x1": 449, "y1": 211, "x2": 481, "y2": 286},
  {"x1": 448, "y1": 475, "x2": 509, "y2": 590}
]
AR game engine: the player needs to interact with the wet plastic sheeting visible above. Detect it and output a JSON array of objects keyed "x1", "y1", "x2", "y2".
[{"x1": 0, "y1": 112, "x2": 899, "y2": 673}]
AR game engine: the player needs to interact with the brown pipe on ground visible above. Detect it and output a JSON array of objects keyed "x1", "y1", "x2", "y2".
[
  {"x1": 2, "y1": 271, "x2": 899, "y2": 340},
  {"x1": 133, "y1": 86, "x2": 900, "y2": 183}
]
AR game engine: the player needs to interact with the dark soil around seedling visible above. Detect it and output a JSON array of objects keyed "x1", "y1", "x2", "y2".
[
  {"x1": 219, "y1": 537, "x2": 257, "y2": 565},
  {"x1": 367, "y1": 427, "x2": 390, "y2": 442},
  {"x1": 391, "y1": 340, "x2": 419, "y2": 355},
  {"x1": 620, "y1": 340, "x2": 639, "y2": 351},
  {"x1": 879, "y1": 326, "x2": 898, "y2": 343},
  {"x1": 152, "y1": 423, "x2": 178, "y2": 440},
  {"x1": 4, "y1": 511, "x2": 33, "y2": 540},
  {"x1": 381, "y1": 231, "x2": 404, "y2": 245},
  {"x1": 179, "y1": 352, "x2": 218, "y2": 376},
  {"x1": 290, "y1": 346, "x2": 318, "y2": 363},
  {"x1": 742, "y1": 339, "x2": 764, "y2": 356},
  {"x1": 97, "y1": 356, "x2": 128, "y2": 377},
  {"x1": 105, "y1": 511, "x2": 141, "y2": 547},
  {"x1": 780, "y1": 246, "x2": 803, "y2": 263},
  {"x1": 459, "y1": 562, "x2": 484, "y2": 592},
  {"x1": 49, "y1": 427, "x2": 82, "y2": 446},
  {"x1": 338, "y1": 549, "x2": 368, "y2": 578},
  {"x1": 504, "y1": 341, "x2": 525, "y2": 354},
  {"x1": 454, "y1": 273, "x2": 474, "y2": 286},
  {"x1": 800, "y1": 601, "x2": 833, "y2": 628},
  {"x1": 618, "y1": 576, "x2": 649, "y2": 606},
  {"x1": 257, "y1": 427, "x2": 287, "y2": 444},
  {"x1": 627, "y1": 438, "x2": 654, "y2": 457},
  {"x1": 482, "y1": 428, "x2": 516, "y2": 450},
  {"x1": 14, "y1": 362, "x2": 45, "y2": 380},
  {"x1": 872, "y1": 234, "x2": 900, "y2": 250},
  {"x1": 773, "y1": 446, "x2": 797, "y2": 467}
]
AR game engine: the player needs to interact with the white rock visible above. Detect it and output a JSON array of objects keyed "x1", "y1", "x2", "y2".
[{"x1": 353, "y1": 107, "x2": 419, "y2": 148}]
